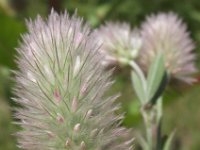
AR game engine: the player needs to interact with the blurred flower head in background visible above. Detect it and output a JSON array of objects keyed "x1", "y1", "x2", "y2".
[
  {"x1": 139, "y1": 12, "x2": 197, "y2": 83},
  {"x1": 96, "y1": 22, "x2": 142, "y2": 66},
  {"x1": 14, "y1": 10, "x2": 134, "y2": 150}
]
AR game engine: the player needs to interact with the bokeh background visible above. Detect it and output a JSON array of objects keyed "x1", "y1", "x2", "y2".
[{"x1": 0, "y1": 0, "x2": 200, "y2": 149}]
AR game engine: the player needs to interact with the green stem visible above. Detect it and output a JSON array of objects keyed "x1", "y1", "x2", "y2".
[
  {"x1": 129, "y1": 60, "x2": 164, "y2": 150},
  {"x1": 141, "y1": 107, "x2": 153, "y2": 150},
  {"x1": 141, "y1": 98, "x2": 163, "y2": 150}
]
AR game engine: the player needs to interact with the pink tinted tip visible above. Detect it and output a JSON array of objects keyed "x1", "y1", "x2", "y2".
[{"x1": 54, "y1": 89, "x2": 61, "y2": 103}]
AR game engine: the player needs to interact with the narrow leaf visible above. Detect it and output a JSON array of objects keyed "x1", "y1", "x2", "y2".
[
  {"x1": 135, "y1": 132, "x2": 149, "y2": 150},
  {"x1": 147, "y1": 53, "x2": 165, "y2": 102},
  {"x1": 150, "y1": 72, "x2": 168, "y2": 105},
  {"x1": 131, "y1": 71, "x2": 146, "y2": 104},
  {"x1": 156, "y1": 119, "x2": 162, "y2": 150},
  {"x1": 163, "y1": 131, "x2": 176, "y2": 150}
]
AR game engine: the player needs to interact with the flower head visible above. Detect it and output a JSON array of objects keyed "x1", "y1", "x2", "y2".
[
  {"x1": 139, "y1": 12, "x2": 197, "y2": 83},
  {"x1": 96, "y1": 22, "x2": 142, "y2": 66},
  {"x1": 14, "y1": 10, "x2": 133, "y2": 150}
]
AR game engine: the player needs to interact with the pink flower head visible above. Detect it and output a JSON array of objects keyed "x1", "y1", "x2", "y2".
[{"x1": 140, "y1": 12, "x2": 197, "y2": 83}]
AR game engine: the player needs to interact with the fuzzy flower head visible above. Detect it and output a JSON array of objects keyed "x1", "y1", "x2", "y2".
[
  {"x1": 14, "y1": 10, "x2": 133, "y2": 150},
  {"x1": 97, "y1": 22, "x2": 142, "y2": 66},
  {"x1": 139, "y1": 12, "x2": 197, "y2": 83}
]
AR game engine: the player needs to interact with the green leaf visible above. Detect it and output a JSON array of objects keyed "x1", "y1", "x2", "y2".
[
  {"x1": 156, "y1": 97, "x2": 163, "y2": 123},
  {"x1": 156, "y1": 119, "x2": 162, "y2": 150},
  {"x1": 129, "y1": 61, "x2": 147, "y2": 103},
  {"x1": 150, "y1": 72, "x2": 168, "y2": 105},
  {"x1": 163, "y1": 131, "x2": 175, "y2": 150},
  {"x1": 135, "y1": 132, "x2": 149, "y2": 150},
  {"x1": 147, "y1": 53, "x2": 165, "y2": 101},
  {"x1": 131, "y1": 71, "x2": 146, "y2": 104}
]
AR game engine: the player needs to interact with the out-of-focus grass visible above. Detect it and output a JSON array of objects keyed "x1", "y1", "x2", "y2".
[
  {"x1": 164, "y1": 84, "x2": 200, "y2": 150},
  {"x1": 0, "y1": 12, "x2": 25, "y2": 69},
  {"x1": 0, "y1": 67, "x2": 19, "y2": 150},
  {"x1": 0, "y1": 97, "x2": 19, "y2": 150}
]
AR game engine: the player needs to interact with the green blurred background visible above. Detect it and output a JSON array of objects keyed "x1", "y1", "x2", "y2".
[{"x1": 0, "y1": 0, "x2": 200, "y2": 149}]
